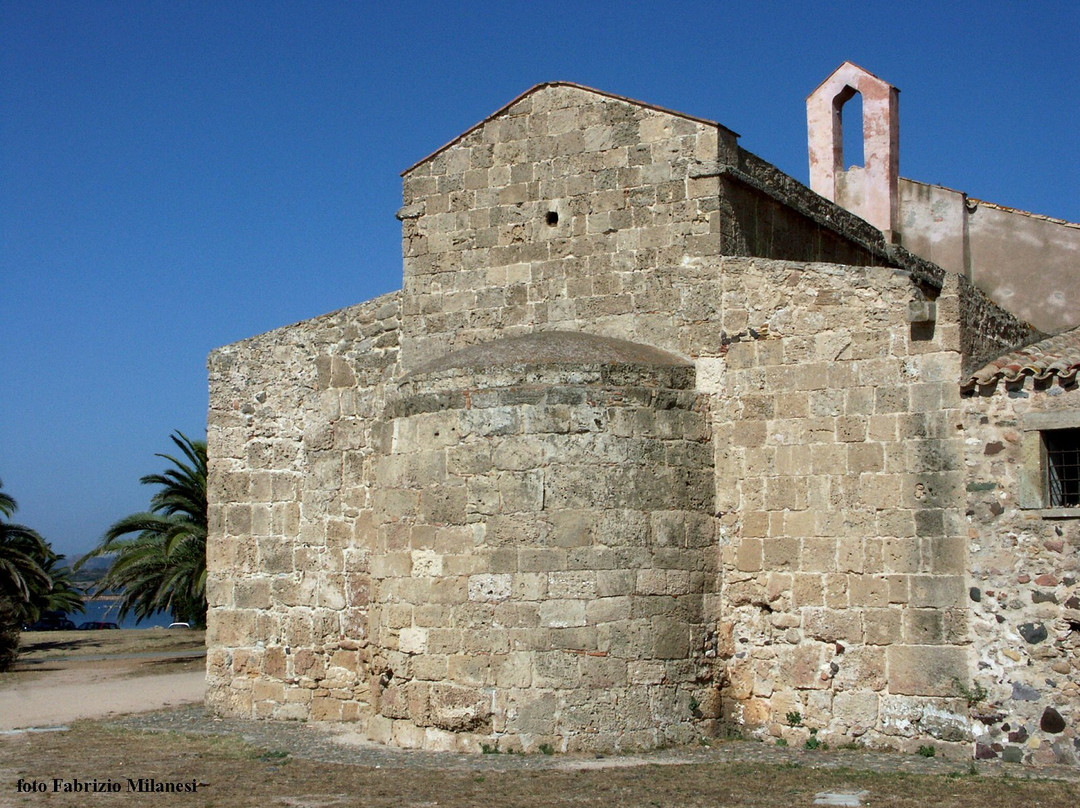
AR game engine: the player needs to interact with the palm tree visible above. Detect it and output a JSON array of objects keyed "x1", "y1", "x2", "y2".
[
  {"x1": 78, "y1": 432, "x2": 208, "y2": 626},
  {"x1": 25, "y1": 552, "x2": 85, "y2": 621},
  {"x1": 0, "y1": 479, "x2": 51, "y2": 610},
  {"x1": 0, "y1": 479, "x2": 53, "y2": 670}
]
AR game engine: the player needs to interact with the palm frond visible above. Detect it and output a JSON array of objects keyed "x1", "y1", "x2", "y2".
[
  {"x1": 0, "y1": 520, "x2": 52, "y2": 604},
  {"x1": 0, "y1": 480, "x2": 16, "y2": 519},
  {"x1": 82, "y1": 432, "x2": 208, "y2": 626}
]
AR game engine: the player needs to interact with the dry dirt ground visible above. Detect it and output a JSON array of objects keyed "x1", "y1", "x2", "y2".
[
  {"x1": 0, "y1": 631, "x2": 1077, "y2": 808},
  {"x1": 0, "y1": 630, "x2": 205, "y2": 731}
]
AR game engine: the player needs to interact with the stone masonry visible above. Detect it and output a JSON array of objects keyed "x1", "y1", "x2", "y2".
[
  {"x1": 207, "y1": 74, "x2": 1077, "y2": 759},
  {"x1": 960, "y1": 371, "x2": 1080, "y2": 765}
]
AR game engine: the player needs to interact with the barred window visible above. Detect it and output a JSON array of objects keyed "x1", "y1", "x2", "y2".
[{"x1": 1045, "y1": 429, "x2": 1080, "y2": 508}]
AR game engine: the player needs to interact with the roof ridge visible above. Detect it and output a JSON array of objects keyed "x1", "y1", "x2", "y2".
[
  {"x1": 401, "y1": 82, "x2": 739, "y2": 176},
  {"x1": 967, "y1": 197, "x2": 1080, "y2": 229},
  {"x1": 805, "y1": 60, "x2": 897, "y2": 99}
]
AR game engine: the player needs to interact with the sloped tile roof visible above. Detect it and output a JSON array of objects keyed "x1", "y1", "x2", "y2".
[{"x1": 965, "y1": 327, "x2": 1080, "y2": 389}]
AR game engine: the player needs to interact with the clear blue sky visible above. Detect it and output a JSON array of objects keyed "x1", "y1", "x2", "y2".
[{"x1": 2, "y1": 1, "x2": 1077, "y2": 560}]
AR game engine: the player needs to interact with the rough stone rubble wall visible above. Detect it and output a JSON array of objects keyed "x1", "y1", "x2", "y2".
[
  {"x1": 957, "y1": 273, "x2": 1043, "y2": 376},
  {"x1": 206, "y1": 292, "x2": 401, "y2": 720},
  {"x1": 962, "y1": 384, "x2": 1080, "y2": 765}
]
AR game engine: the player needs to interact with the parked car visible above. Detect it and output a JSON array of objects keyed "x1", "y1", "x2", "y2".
[
  {"x1": 77, "y1": 621, "x2": 120, "y2": 630},
  {"x1": 23, "y1": 614, "x2": 77, "y2": 631},
  {"x1": 167, "y1": 622, "x2": 191, "y2": 629}
]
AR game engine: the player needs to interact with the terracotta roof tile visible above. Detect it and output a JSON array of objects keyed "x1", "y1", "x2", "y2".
[{"x1": 964, "y1": 327, "x2": 1080, "y2": 389}]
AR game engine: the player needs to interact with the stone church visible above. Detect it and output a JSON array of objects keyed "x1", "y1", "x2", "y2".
[{"x1": 206, "y1": 63, "x2": 1080, "y2": 763}]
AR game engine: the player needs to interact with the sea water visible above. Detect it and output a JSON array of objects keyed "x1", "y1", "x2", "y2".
[{"x1": 75, "y1": 600, "x2": 173, "y2": 629}]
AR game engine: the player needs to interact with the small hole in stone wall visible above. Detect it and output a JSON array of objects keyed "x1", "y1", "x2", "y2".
[
  {"x1": 910, "y1": 321, "x2": 935, "y2": 342},
  {"x1": 545, "y1": 210, "x2": 559, "y2": 226}
]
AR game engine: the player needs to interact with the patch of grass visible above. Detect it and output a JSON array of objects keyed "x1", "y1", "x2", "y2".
[
  {"x1": 11, "y1": 714, "x2": 1079, "y2": 808},
  {"x1": 17, "y1": 629, "x2": 206, "y2": 661},
  {"x1": 947, "y1": 762, "x2": 981, "y2": 779},
  {"x1": 480, "y1": 742, "x2": 500, "y2": 754},
  {"x1": 718, "y1": 725, "x2": 746, "y2": 741},
  {"x1": 785, "y1": 711, "x2": 803, "y2": 727},
  {"x1": 917, "y1": 745, "x2": 936, "y2": 758},
  {"x1": 120, "y1": 654, "x2": 206, "y2": 678},
  {"x1": 256, "y1": 749, "x2": 290, "y2": 763},
  {"x1": 952, "y1": 678, "x2": 989, "y2": 707},
  {"x1": 538, "y1": 743, "x2": 555, "y2": 755},
  {"x1": 805, "y1": 728, "x2": 826, "y2": 750},
  {"x1": 688, "y1": 695, "x2": 701, "y2": 718}
]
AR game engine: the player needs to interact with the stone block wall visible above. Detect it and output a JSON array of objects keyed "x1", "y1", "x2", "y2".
[
  {"x1": 396, "y1": 83, "x2": 739, "y2": 371},
  {"x1": 712, "y1": 263, "x2": 976, "y2": 750},
  {"x1": 396, "y1": 84, "x2": 917, "y2": 376},
  {"x1": 205, "y1": 79, "x2": 1070, "y2": 759},
  {"x1": 365, "y1": 349, "x2": 716, "y2": 752},
  {"x1": 206, "y1": 292, "x2": 401, "y2": 720},
  {"x1": 962, "y1": 383, "x2": 1080, "y2": 765},
  {"x1": 207, "y1": 252, "x2": 980, "y2": 751}
]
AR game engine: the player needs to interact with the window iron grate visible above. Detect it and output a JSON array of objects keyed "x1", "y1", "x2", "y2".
[{"x1": 1045, "y1": 429, "x2": 1080, "y2": 508}]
